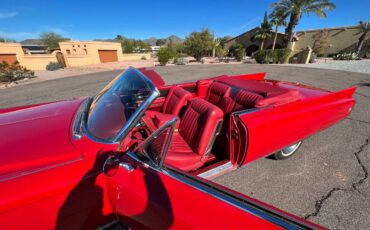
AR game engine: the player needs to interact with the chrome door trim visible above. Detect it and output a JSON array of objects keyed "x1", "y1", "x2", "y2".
[{"x1": 197, "y1": 161, "x2": 233, "y2": 179}]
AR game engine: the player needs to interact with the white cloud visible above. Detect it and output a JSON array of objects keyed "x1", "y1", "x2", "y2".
[
  {"x1": 239, "y1": 17, "x2": 261, "y2": 30},
  {"x1": 0, "y1": 30, "x2": 40, "y2": 40},
  {"x1": 0, "y1": 12, "x2": 18, "y2": 19}
]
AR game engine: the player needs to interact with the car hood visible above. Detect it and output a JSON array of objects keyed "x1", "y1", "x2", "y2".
[{"x1": 0, "y1": 99, "x2": 85, "y2": 179}]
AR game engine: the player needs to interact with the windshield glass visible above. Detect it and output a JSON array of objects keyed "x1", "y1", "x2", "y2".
[{"x1": 87, "y1": 68, "x2": 155, "y2": 141}]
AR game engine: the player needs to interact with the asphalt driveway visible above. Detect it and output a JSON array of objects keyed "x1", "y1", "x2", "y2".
[{"x1": 1, "y1": 64, "x2": 370, "y2": 229}]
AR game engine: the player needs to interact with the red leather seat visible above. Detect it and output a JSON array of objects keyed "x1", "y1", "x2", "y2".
[
  {"x1": 232, "y1": 90, "x2": 263, "y2": 111},
  {"x1": 147, "y1": 86, "x2": 192, "y2": 128},
  {"x1": 165, "y1": 98, "x2": 224, "y2": 171},
  {"x1": 162, "y1": 86, "x2": 192, "y2": 115},
  {"x1": 205, "y1": 82, "x2": 231, "y2": 107}
]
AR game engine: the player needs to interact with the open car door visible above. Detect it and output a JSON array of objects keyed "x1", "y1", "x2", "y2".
[{"x1": 104, "y1": 119, "x2": 323, "y2": 229}]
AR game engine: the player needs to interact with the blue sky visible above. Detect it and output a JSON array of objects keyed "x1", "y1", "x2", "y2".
[{"x1": 1, "y1": 0, "x2": 369, "y2": 41}]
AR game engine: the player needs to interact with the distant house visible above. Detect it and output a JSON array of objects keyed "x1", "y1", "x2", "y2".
[
  {"x1": 225, "y1": 27, "x2": 287, "y2": 56},
  {"x1": 0, "y1": 40, "x2": 151, "y2": 70},
  {"x1": 150, "y1": 46, "x2": 160, "y2": 53},
  {"x1": 226, "y1": 25, "x2": 367, "y2": 57},
  {"x1": 21, "y1": 44, "x2": 48, "y2": 54}
]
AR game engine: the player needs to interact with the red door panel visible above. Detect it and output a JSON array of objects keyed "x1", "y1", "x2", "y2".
[
  {"x1": 106, "y1": 153, "x2": 322, "y2": 229},
  {"x1": 239, "y1": 88, "x2": 356, "y2": 164}
]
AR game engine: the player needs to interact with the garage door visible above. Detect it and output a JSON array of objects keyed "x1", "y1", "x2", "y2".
[
  {"x1": 98, "y1": 50, "x2": 118, "y2": 63},
  {"x1": 0, "y1": 54, "x2": 17, "y2": 64}
]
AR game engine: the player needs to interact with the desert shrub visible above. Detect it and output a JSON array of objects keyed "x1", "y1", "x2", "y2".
[
  {"x1": 333, "y1": 52, "x2": 360, "y2": 60},
  {"x1": 0, "y1": 61, "x2": 35, "y2": 83},
  {"x1": 234, "y1": 47, "x2": 245, "y2": 62},
  {"x1": 46, "y1": 62, "x2": 63, "y2": 71},
  {"x1": 228, "y1": 43, "x2": 245, "y2": 61},
  {"x1": 276, "y1": 48, "x2": 291, "y2": 63},
  {"x1": 157, "y1": 47, "x2": 174, "y2": 66},
  {"x1": 175, "y1": 57, "x2": 188, "y2": 65},
  {"x1": 254, "y1": 48, "x2": 291, "y2": 64}
]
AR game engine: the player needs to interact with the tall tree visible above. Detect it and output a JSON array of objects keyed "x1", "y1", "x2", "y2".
[
  {"x1": 40, "y1": 32, "x2": 69, "y2": 50},
  {"x1": 357, "y1": 21, "x2": 370, "y2": 54},
  {"x1": 269, "y1": 10, "x2": 288, "y2": 50},
  {"x1": 115, "y1": 35, "x2": 125, "y2": 41},
  {"x1": 184, "y1": 28, "x2": 214, "y2": 61},
  {"x1": 156, "y1": 39, "x2": 166, "y2": 46},
  {"x1": 253, "y1": 12, "x2": 272, "y2": 50},
  {"x1": 271, "y1": 0, "x2": 335, "y2": 48}
]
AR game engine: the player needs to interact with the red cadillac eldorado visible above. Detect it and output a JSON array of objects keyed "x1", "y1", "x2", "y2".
[{"x1": 0, "y1": 67, "x2": 356, "y2": 229}]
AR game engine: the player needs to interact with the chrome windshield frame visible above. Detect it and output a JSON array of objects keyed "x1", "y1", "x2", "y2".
[{"x1": 78, "y1": 67, "x2": 160, "y2": 144}]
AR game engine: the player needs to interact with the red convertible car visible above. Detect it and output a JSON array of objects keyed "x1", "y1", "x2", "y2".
[{"x1": 0, "y1": 67, "x2": 356, "y2": 229}]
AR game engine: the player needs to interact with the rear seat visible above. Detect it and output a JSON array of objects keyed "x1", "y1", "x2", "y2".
[
  {"x1": 165, "y1": 98, "x2": 224, "y2": 171},
  {"x1": 232, "y1": 90, "x2": 263, "y2": 111},
  {"x1": 206, "y1": 81, "x2": 263, "y2": 113},
  {"x1": 205, "y1": 82, "x2": 231, "y2": 107}
]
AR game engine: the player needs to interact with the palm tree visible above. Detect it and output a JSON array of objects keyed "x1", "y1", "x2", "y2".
[
  {"x1": 357, "y1": 21, "x2": 370, "y2": 54},
  {"x1": 254, "y1": 12, "x2": 272, "y2": 50},
  {"x1": 269, "y1": 10, "x2": 288, "y2": 50},
  {"x1": 271, "y1": 0, "x2": 336, "y2": 48}
]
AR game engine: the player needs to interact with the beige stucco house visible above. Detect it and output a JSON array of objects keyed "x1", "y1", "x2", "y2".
[
  {"x1": 0, "y1": 42, "x2": 57, "y2": 70},
  {"x1": 0, "y1": 41, "x2": 150, "y2": 70}
]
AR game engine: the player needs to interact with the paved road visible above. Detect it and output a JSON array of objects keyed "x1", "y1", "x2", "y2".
[
  {"x1": 1, "y1": 64, "x2": 370, "y2": 229},
  {"x1": 288, "y1": 59, "x2": 370, "y2": 75}
]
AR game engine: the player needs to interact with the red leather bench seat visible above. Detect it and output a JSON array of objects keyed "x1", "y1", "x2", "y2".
[{"x1": 165, "y1": 98, "x2": 224, "y2": 171}]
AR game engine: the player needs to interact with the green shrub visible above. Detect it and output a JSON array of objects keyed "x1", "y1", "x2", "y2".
[
  {"x1": 175, "y1": 57, "x2": 188, "y2": 65},
  {"x1": 234, "y1": 47, "x2": 245, "y2": 62},
  {"x1": 229, "y1": 43, "x2": 245, "y2": 61},
  {"x1": 253, "y1": 48, "x2": 291, "y2": 64},
  {"x1": 46, "y1": 62, "x2": 63, "y2": 71},
  {"x1": 333, "y1": 52, "x2": 359, "y2": 60},
  {"x1": 0, "y1": 61, "x2": 35, "y2": 83},
  {"x1": 157, "y1": 47, "x2": 174, "y2": 65}
]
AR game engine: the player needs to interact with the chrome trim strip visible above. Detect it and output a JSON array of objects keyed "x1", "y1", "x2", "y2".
[
  {"x1": 197, "y1": 161, "x2": 233, "y2": 179},
  {"x1": 0, "y1": 158, "x2": 83, "y2": 182}
]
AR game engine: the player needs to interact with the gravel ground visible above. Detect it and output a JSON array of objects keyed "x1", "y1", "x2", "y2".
[
  {"x1": 287, "y1": 59, "x2": 370, "y2": 75},
  {"x1": 1, "y1": 64, "x2": 369, "y2": 229}
]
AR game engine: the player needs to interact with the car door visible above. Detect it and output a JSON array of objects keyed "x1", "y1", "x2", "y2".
[{"x1": 104, "y1": 120, "x2": 323, "y2": 230}]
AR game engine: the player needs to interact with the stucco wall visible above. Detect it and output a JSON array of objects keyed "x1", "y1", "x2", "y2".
[
  {"x1": 21, "y1": 55, "x2": 57, "y2": 70},
  {"x1": 292, "y1": 26, "x2": 363, "y2": 55},
  {"x1": 0, "y1": 43, "x2": 57, "y2": 70},
  {"x1": 59, "y1": 41, "x2": 124, "y2": 67}
]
